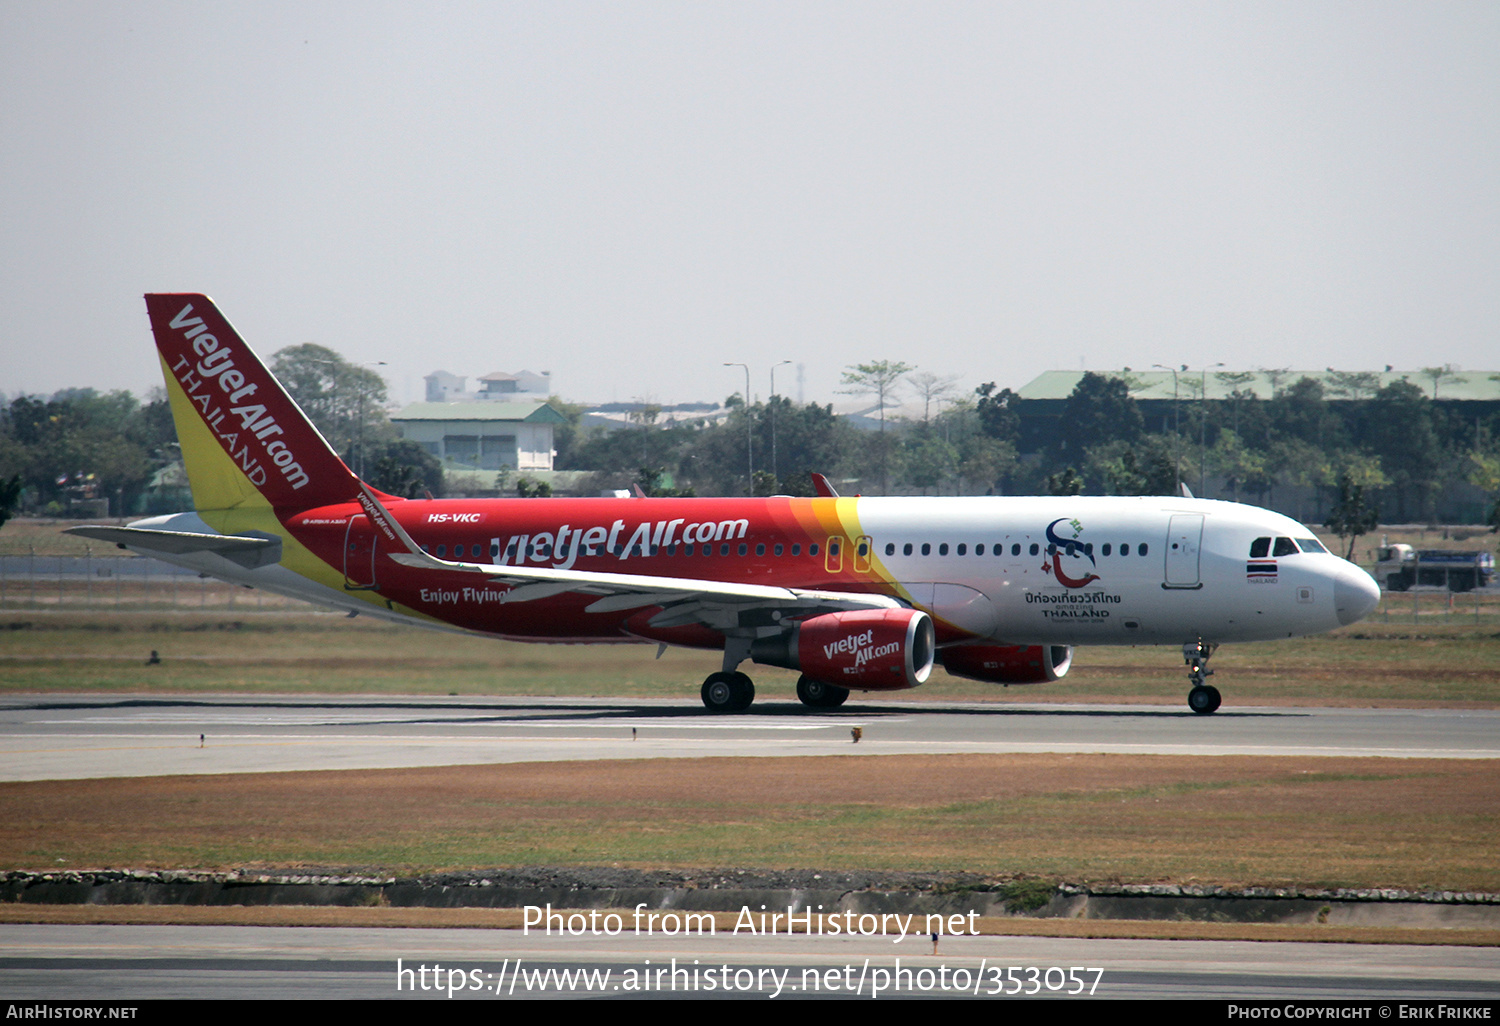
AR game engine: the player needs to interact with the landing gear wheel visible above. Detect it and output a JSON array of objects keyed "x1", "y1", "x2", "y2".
[
  {"x1": 1188, "y1": 685, "x2": 1222, "y2": 714},
  {"x1": 796, "y1": 675, "x2": 849, "y2": 709},
  {"x1": 702, "y1": 671, "x2": 755, "y2": 713}
]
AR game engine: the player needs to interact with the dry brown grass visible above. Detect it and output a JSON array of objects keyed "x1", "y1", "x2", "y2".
[
  {"x1": 4, "y1": 608, "x2": 1500, "y2": 705},
  {"x1": 4, "y1": 754, "x2": 1496, "y2": 893}
]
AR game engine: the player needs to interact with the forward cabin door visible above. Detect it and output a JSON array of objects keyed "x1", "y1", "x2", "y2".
[{"x1": 1164, "y1": 514, "x2": 1204, "y2": 589}]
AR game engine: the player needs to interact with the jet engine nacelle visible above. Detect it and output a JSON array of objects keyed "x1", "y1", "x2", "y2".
[
  {"x1": 750, "y1": 608, "x2": 935, "y2": 691},
  {"x1": 941, "y1": 643, "x2": 1073, "y2": 685}
]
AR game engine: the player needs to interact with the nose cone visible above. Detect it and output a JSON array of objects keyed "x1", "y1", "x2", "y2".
[{"x1": 1334, "y1": 562, "x2": 1381, "y2": 626}]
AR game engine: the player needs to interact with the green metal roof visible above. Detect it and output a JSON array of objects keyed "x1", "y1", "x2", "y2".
[
  {"x1": 391, "y1": 401, "x2": 568, "y2": 423},
  {"x1": 1015, "y1": 370, "x2": 1500, "y2": 402}
]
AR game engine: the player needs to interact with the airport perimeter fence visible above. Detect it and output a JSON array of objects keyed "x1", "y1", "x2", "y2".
[{"x1": 0, "y1": 552, "x2": 315, "y2": 611}]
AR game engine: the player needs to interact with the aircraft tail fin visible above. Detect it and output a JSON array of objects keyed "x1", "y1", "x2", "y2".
[{"x1": 145, "y1": 294, "x2": 364, "y2": 512}]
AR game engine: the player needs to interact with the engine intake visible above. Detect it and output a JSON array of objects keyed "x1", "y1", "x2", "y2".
[
  {"x1": 750, "y1": 608, "x2": 935, "y2": 691},
  {"x1": 941, "y1": 643, "x2": 1073, "y2": 685}
]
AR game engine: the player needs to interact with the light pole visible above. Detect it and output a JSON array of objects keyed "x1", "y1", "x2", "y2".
[
  {"x1": 1188, "y1": 362, "x2": 1224, "y2": 497},
  {"x1": 1153, "y1": 364, "x2": 1183, "y2": 494},
  {"x1": 311, "y1": 357, "x2": 387, "y2": 479},
  {"x1": 724, "y1": 362, "x2": 752, "y2": 494},
  {"x1": 769, "y1": 360, "x2": 791, "y2": 487}
]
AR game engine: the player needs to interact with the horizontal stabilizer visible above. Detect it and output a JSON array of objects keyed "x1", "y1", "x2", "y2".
[{"x1": 65, "y1": 525, "x2": 282, "y2": 569}]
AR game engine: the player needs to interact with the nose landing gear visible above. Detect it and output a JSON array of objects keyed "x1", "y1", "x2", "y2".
[{"x1": 1183, "y1": 639, "x2": 1221, "y2": 714}]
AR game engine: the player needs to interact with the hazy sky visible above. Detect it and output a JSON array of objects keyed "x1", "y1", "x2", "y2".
[{"x1": 3, "y1": 2, "x2": 1496, "y2": 408}]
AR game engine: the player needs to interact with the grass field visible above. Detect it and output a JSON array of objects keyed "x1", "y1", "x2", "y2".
[
  {"x1": 2, "y1": 754, "x2": 1495, "y2": 894},
  {"x1": 3, "y1": 609, "x2": 1498, "y2": 707}
]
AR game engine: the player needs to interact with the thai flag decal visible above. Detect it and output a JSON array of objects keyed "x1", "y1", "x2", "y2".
[{"x1": 1247, "y1": 560, "x2": 1278, "y2": 582}]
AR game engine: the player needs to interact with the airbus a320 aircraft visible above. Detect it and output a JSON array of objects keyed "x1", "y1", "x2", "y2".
[{"x1": 71, "y1": 295, "x2": 1382, "y2": 715}]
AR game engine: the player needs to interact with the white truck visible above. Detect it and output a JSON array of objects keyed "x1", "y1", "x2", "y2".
[{"x1": 1373, "y1": 543, "x2": 1494, "y2": 592}]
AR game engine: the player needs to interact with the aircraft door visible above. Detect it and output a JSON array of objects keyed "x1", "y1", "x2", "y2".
[
  {"x1": 852, "y1": 535, "x2": 873, "y2": 574},
  {"x1": 1164, "y1": 514, "x2": 1204, "y2": 589},
  {"x1": 824, "y1": 536, "x2": 844, "y2": 574},
  {"x1": 344, "y1": 514, "x2": 379, "y2": 590}
]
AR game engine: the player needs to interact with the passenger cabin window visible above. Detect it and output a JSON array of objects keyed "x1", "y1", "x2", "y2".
[
  {"x1": 1273, "y1": 537, "x2": 1298, "y2": 557},
  {"x1": 1029, "y1": 543, "x2": 1039, "y2": 556},
  {"x1": 1250, "y1": 537, "x2": 1272, "y2": 559}
]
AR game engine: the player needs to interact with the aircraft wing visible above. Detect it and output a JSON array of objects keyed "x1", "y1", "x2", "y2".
[
  {"x1": 386, "y1": 550, "x2": 902, "y2": 630},
  {"x1": 364, "y1": 485, "x2": 899, "y2": 630}
]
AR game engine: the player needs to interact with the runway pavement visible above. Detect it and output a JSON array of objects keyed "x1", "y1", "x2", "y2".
[
  {"x1": 4, "y1": 694, "x2": 1496, "y2": 1003},
  {"x1": 3, "y1": 924, "x2": 1498, "y2": 1000},
  {"x1": 0, "y1": 693, "x2": 1495, "y2": 781}
]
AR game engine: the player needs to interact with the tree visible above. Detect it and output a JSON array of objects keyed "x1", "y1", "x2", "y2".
[
  {"x1": 956, "y1": 434, "x2": 1017, "y2": 495},
  {"x1": 901, "y1": 433, "x2": 958, "y2": 494},
  {"x1": 908, "y1": 371, "x2": 960, "y2": 424},
  {"x1": 0, "y1": 475, "x2": 20, "y2": 529},
  {"x1": 1420, "y1": 364, "x2": 1466, "y2": 400},
  {"x1": 1324, "y1": 371, "x2": 1381, "y2": 400},
  {"x1": 974, "y1": 383, "x2": 1021, "y2": 443},
  {"x1": 1324, "y1": 474, "x2": 1380, "y2": 560},
  {"x1": 1058, "y1": 373, "x2": 1143, "y2": 464},
  {"x1": 1358, "y1": 380, "x2": 1442, "y2": 521},
  {"x1": 270, "y1": 344, "x2": 391, "y2": 476},
  {"x1": 840, "y1": 361, "x2": 912, "y2": 494},
  {"x1": 1085, "y1": 437, "x2": 1178, "y2": 496},
  {"x1": 367, "y1": 439, "x2": 443, "y2": 498},
  {"x1": 1046, "y1": 467, "x2": 1084, "y2": 496}
]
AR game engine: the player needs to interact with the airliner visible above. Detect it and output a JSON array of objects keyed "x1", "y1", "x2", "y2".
[{"x1": 70, "y1": 295, "x2": 1382, "y2": 715}]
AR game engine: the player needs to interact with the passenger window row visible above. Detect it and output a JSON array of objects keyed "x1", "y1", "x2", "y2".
[
  {"x1": 882, "y1": 540, "x2": 1149, "y2": 558},
  {"x1": 422, "y1": 534, "x2": 1173, "y2": 563}
]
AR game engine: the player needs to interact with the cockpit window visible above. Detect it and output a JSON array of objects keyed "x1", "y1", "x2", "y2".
[
  {"x1": 1295, "y1": 537, "x2": 1327, "y2": 554},
  {"x1": 1272, "y1": 537, "x2": 1299, "y2": 557},
  {"x1": 1249, "y1": 537, "x2": 1271, "y2": 559}
]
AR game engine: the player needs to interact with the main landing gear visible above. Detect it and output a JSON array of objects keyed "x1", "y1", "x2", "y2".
[
  {"x1": 701, "y1": 671, "x2": 755, "y2": 713},
  {"x1": 697, "y1": 669, "x2": 851, "y2": 713},
  {"x1": 796, "y1": 675, "x2": 850, "y2": 709},
  {"x1": 1183, "y1": 638, "x2": 1221, "y2": 714}
]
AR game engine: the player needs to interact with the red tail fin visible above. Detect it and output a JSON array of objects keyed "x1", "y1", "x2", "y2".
[{"x1": 145, "y1": 294, "x2": 363, "y2": 510}]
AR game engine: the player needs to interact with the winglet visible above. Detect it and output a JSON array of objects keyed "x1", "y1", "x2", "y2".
[{"x1": 811, "y1": 472, "x2": 840, "y2": 498}]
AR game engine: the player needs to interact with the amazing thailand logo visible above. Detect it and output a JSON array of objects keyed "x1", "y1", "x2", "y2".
[{"x1": 1043, "y1": 518, "x2": 1101, "y2": 589}]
